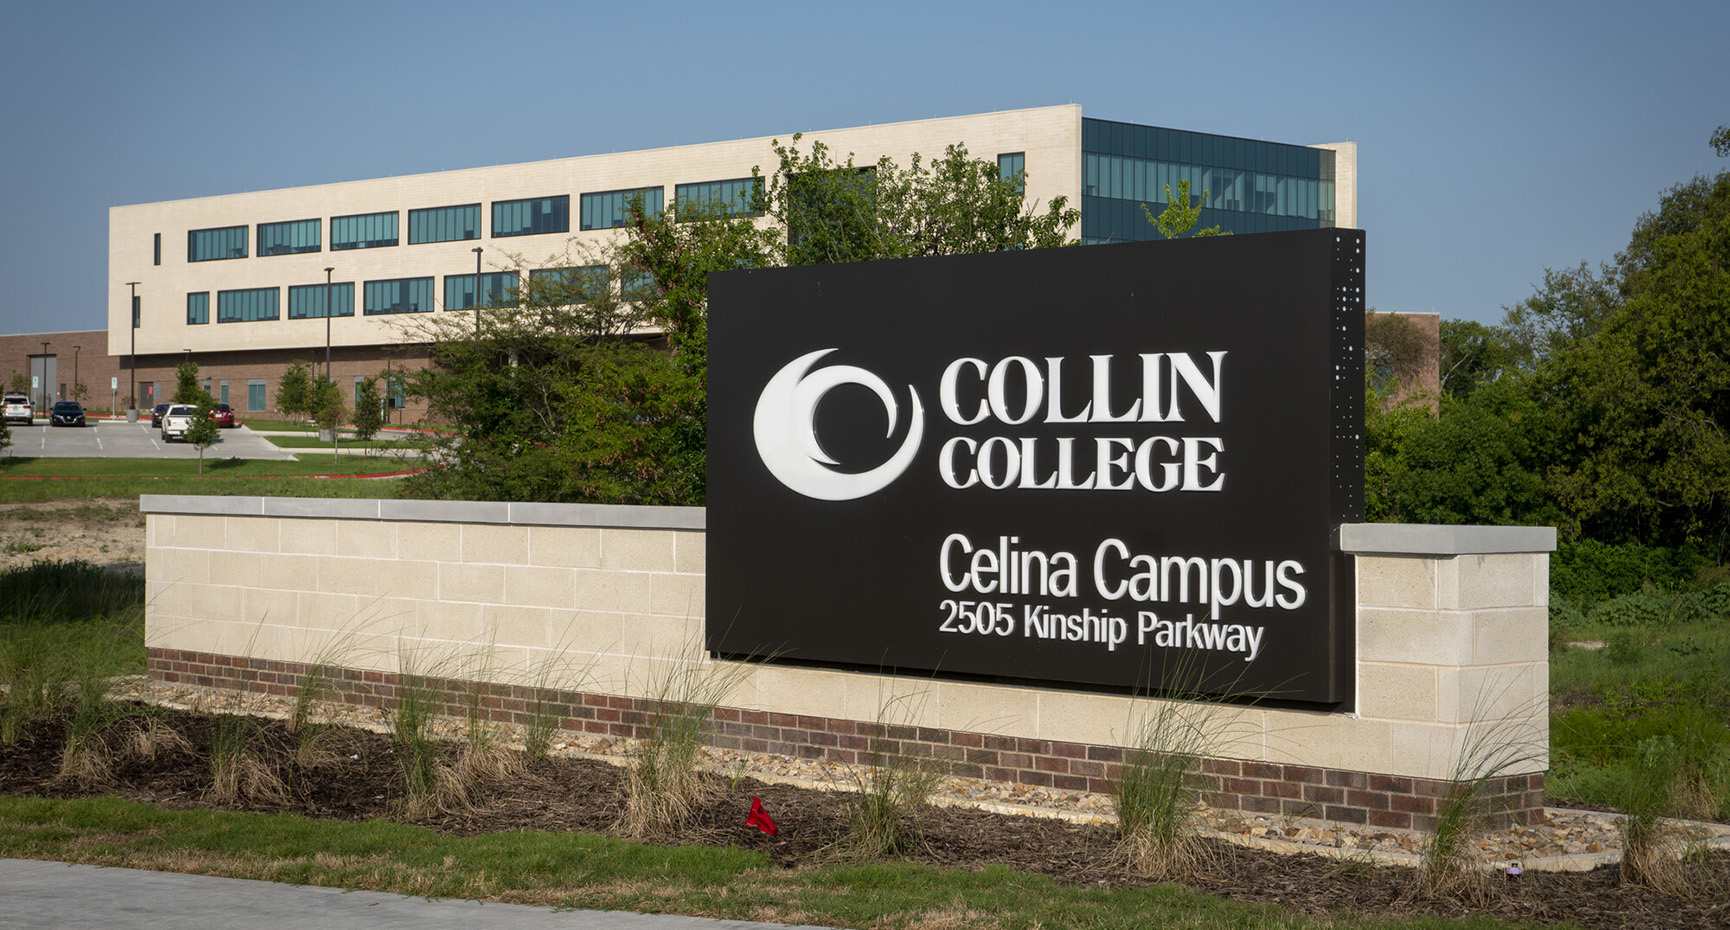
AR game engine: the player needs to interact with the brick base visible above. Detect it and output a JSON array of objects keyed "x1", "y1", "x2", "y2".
[{"x1": 147, "y1": 647, "x2": 1545, "y2": 829}]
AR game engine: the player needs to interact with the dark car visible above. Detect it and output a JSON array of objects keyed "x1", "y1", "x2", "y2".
[
  {"x1": 209, "y1": 403, "x2": 236, "y2": 428},
  {"x1": 150, "y1": 403, "x2": 170, "y2": 427},
  {"x1": 49, "y1": 401, "x2": 87, "y2": 427}
]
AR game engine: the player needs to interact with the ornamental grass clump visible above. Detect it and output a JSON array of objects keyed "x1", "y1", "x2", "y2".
[
  {"x1": 618, "y1": 650, "x2": 756, "y2": 840},
  {"x1": 1112, "y1": 693, "x2": 1218, "y2": 880},
  {"x1": 1418, "y1": 677, "x2": 1546, "y2": 901},
  {"x1": 1618, "y1": 730, "x2": 1723, "y2": 898},
  {"x1": 389, "y1": 654, "x2": 468, "y2": 818},
  {"x1": 837, "y1": 687, "x2": 946, "y2": 860}
]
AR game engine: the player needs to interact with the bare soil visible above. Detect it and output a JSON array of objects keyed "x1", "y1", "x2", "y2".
[
  {"x1": 2, "y1": 706, "x2": 1727, "y2": 930},
  {"x1": 0, "y1": 498, "x2": 144, "y2": 574}
]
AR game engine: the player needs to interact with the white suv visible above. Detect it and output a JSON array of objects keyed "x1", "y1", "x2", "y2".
[{"x1": 3, "y1": 392, "x2": 32, "y2": 425}]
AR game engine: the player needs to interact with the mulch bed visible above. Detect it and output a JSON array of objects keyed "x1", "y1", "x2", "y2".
[{"x1": 2, "y1": 704, "x2": 1726, "y2": 930}]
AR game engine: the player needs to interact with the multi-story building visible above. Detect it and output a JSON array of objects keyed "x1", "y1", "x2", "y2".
[{"x1": 102, "y1": 105, "x2": 1356, "y2": 418}]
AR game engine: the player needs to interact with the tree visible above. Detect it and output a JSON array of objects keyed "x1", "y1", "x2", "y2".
[
  {"x1": 1437, "y1": 319, "x2": 1520, "y2": 400},
  {"x1": 312, "y1": 375, "x2": 346, "y2": 433},
  {"x1": 758, "y1": 136, "x2": 1078, "y2": 266},
  {"x1": 1499, "y1": 262, "x2": 1622, "y2": 373},
  {"x1": 404, "y1": 137, "x2": 1080, "y2": 505},
  {"x1": 182, "y1": 395, "x2": 221, "y2": 474},
  {"x1": 1141, "y1": 178, "x2": 1225, "y2": 239},
  {"x1": 1364, "y1": 310, "x2": 1437, "y2": 400},
  {"x1": 7, "y1": 372, "x2": 27, "y2": 393},
  {"x1": 71, "y1": 382, "x2": 88, "y2": 404},
  {"x1": 1713, "y1": 124, "x2": 1729, "y2": 158},
  {"x1": 172, "y1": 361, "x2": 206, "y2": 404},
  {"x1": 0, "y1": 409, "x2": 10, "y2": 456},
  {"x1": 353, "y1": 376, "x2": 384, "y2": 442},
  {"x1": 1550, "y1": 169, "x2": 1730, "y2": 554},
  {"x1": 276, "y1": 360, "x2": 315, "y2": 422}
]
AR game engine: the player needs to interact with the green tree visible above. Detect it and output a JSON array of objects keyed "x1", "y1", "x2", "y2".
[
  {"x1": 182, "y1": 395, "x2": 222, "y2": 473},
  {"x1": 1437, "y1": 319, "x2": 1519, "y2": 400},
  {"x1": 172, "y1": 361, "x2": 207, "y2": 405},
  {"x1": 311, "y1": 375, "x2": 346, "y2": 433},
  {"x1": 1364, "y1": 310, "x2": 1436, "y2": 398},
  {"x1": 1712, "y1": 124, "x2": 1729, "y2": 158},
  {"x1": 758, "y1": 136, "x2": 1078, "y2": 266},
  {"x1": 7, "y1": 371, "x2": 28, "y2": 393},
  {"x1": 1141, "y1": 178, "x2": 1225, "y2": 239},
  {"x1": 276, "y1": 360, "x2": 315, "y2": 422},
  {"x1": 1551, "y1": 169, "x2": 1730, "y2": 554},
  {"x1": 0, "y1": 408, "x2": 11, "y2": 455},
  {"x1": 1499, "y1": 262, "x2": 1622, "y2": 373},
  {"x1": 353, "y1": 376, "x2": 384, "y2": 442}
]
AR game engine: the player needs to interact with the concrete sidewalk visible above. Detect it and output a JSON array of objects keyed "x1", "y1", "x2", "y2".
[{"x1": 0, "y1": 859, "x2": 836, "y2": 930}]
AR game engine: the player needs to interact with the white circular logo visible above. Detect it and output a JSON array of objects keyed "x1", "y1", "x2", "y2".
[{"x1": 752, "y1": 349, "x2": 925, "y2": 501}]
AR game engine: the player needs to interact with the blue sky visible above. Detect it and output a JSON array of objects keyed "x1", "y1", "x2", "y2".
[{"x1": 1, "y1": 0, "x2": 1724, "y2": 338}]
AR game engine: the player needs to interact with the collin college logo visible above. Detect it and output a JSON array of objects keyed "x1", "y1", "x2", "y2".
[{"x1": 752, "y1": 349, "x2": 925, "y2": 501}]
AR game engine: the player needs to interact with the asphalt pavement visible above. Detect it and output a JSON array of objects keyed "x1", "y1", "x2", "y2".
[
  {"x1": 5, "y1": 420, "x2": 297, "y2": 460},
  {"x1": 0, "y1": 858, "x2": 837, "y2": 930}
]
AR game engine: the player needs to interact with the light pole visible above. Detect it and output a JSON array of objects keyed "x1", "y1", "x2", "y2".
[
  {"x1": 325, "y1": 266, "x2": 337, "y2": 464},
  {"x1": 324, "y1": 267, "x2": 334, "y2": 382},
  {"x1": 39, "y1": 341, "x2": 49, "y2": 412},
  {"x1": 125, "y1": 282, "x2": 140, "y2": 414},
  {"x1": 71, "y1": 345, "x2": 80, "y2": 406},
  {"x1": 472, "y1": 247, "x2": 483, "y2": 332}
]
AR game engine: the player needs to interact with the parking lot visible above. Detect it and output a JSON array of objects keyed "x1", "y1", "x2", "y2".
[{"x1": 4, "y1": 419, "x2": 297, "y2": 460}]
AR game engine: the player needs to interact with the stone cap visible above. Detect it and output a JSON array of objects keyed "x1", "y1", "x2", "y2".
[
  {"x1": 1338, "y1": 523, "x2": 1555, "y2": 555},
  {"x1": 139, "y1": 495, "x2": 706, "y2": 531}
]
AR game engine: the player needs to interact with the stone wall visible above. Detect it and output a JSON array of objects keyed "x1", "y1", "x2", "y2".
[{"x1": 142, "y1": 496, "x2": 1554, "y2": 826}]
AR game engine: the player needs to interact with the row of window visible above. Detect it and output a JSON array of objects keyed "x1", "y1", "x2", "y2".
[
  {"x1": 183, "y1": 265, "x2": 646, "y2": 324},
  {"x1": 139, "y1": 375, "x2": 405, "y2": 413},
  {"x1": 1082, "y1": 152, "x2": 1335, "y2": 222},
  {"x1": 180, "y1": 179, "x2": 762, "y2": 264}
]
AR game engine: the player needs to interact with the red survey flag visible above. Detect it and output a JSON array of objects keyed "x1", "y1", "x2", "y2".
[{"x1": 745, "y1": 796, "x2": 779, "y2": 837}]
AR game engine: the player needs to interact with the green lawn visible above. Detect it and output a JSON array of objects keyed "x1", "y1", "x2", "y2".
[
  {"x1": 0, "y1": 455, "x2": 417, "y2": 502},
  {"x1": 0, "y1": 796, "x2": 1536, "y2": 930},
  {"x1": 1547, "y1": 583, "x2": 1730, "y2": 820}
]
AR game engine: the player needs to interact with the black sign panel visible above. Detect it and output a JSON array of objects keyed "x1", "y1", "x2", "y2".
[{"x1": 707, "y1": 230, "x2": 1364, "y2": 706}]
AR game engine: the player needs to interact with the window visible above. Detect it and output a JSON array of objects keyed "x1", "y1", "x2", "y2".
[
  {"x1": 331, "y1": 211, "x2": 398, "y2": 250},
  {"x1": 132, "y1": 295, "x2": 140, "y2": 328},
  {"x1": 492, "y1": 196, "x2": 569, "y2": 237},
  {"x1": 186, "y1": 292, "x2": 209, "y2": 325},
  {"x1": 258, "y1": 219, "x2": 321, "y2": 256},
  {"x1": 153, "y1": 233, "x2": 161, "y2": 266},
  {"x1": 445, "y1": 272, "x2": 519, "y2": 311},
  {"x1": 247, "y1": 379, "x2": 266, "y2": 413},
  {"x1": 530, "y1": 265, "x2": 608, "y2": 303},
  {"x1": 219, "y1": 380, "x2": 229, "y2": 405},
  {"x1": 580, "y1": 187, "x2": 662, "y2": 230},
  {"x1": 188, "y1": 225, "x2": 248, "y2": 262},
  {"x1": 217, "y1": 287, "x2": 279, "y2": 323},
  {"x1": 674, "y1": 178, "x2": 763, "y2": 218},
  {"x1": 288, "y1": 282, "x2": 355, "y2": 319},
  {"x1": 201, "y1": 378, "x2": 210, "y2": 395},
  {"x1": 363, "y1": 277, "x2": 436, "y2": 315},
  {"x1": 354, "y1": 376, "x2": 365, "y2": 406},
  {"x1": 998, "y1": 153, "x2": 1025, "y2": 194},
  {"x1": 408, "y1": 204, "x2": 480, "y2": 244},
  {"x1": 385, "y1": 374, "x2": 406, "y2": 409}
]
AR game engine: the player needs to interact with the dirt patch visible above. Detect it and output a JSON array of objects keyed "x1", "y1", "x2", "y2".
[
  {"x1": 3, "y1": 705, "x2": 1728, "y2": 930},
  {"x1": 0, "y1": 498, "x2": 144, "y2": 574}
]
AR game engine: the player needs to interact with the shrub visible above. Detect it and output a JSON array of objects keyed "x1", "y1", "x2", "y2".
[{"x1": 1551, "y1": 540, "x2": 1707, "y2": 607}]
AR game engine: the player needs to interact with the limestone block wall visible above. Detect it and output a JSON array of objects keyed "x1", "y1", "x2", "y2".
[{"x1": 143, "y1": 496, "x2": 1554, "y2": 826}]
